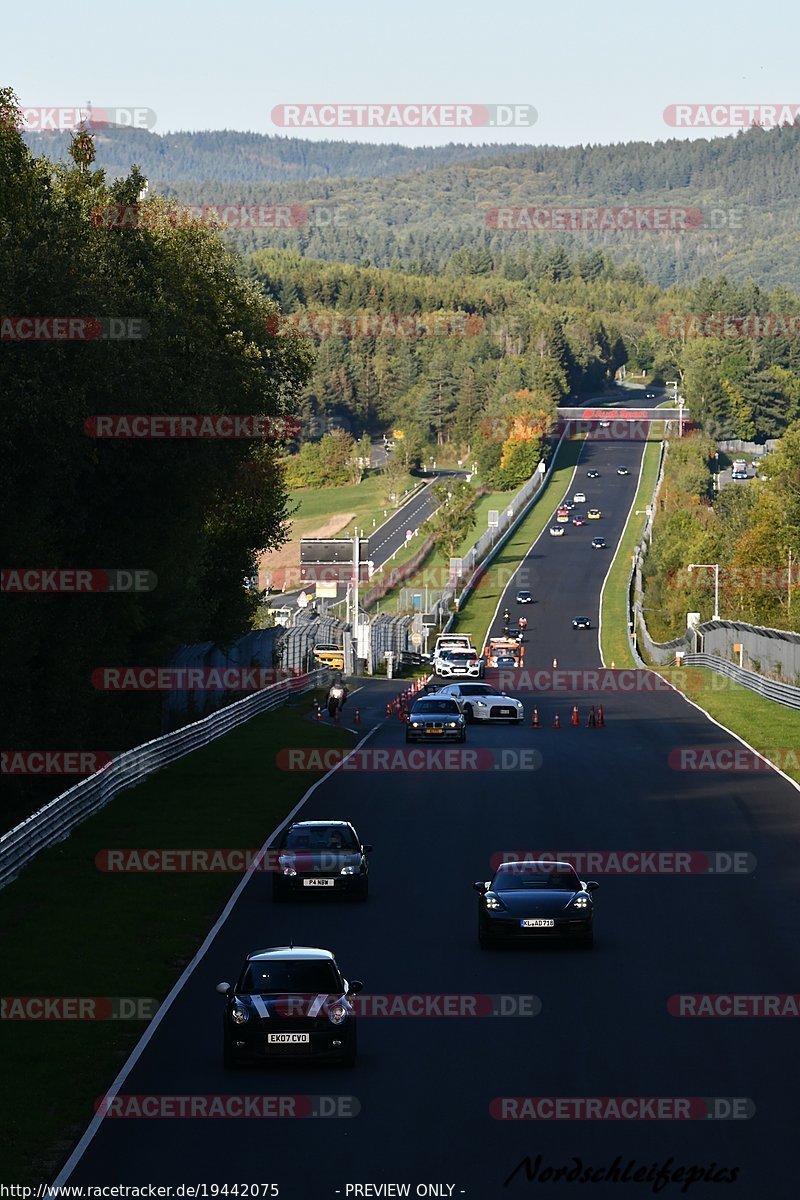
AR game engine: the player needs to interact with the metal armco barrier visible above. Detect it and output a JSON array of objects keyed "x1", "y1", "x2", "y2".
[
  {"x1": 680, "y1": 654, "x2": 800, "y2": 710},
  {"x1": 0, "y1": 669, "x2": 330, "y2": 892}
]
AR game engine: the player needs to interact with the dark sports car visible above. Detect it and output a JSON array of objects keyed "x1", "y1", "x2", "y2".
[
  {"x1": 217, "y1": 945, "x2": 362, "y2": 1067},
  {"x1": 271, "y1": 820, "x2": 371, "y2": 901},
  {"x1": 475, "y1": 861, "x2": 598, "y2": 948},
  {"x1": 572, "y1": 615, "x2": 592, "y2": 629},
  {"x1": 406, "y1": 697, "x2": 466, "y2": 743}
]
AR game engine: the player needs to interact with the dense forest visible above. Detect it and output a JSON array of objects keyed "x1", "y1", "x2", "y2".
[
  {"x1": 24, "y1": 121, "x2": 800, "y2": 289},
  {"x1": 642, "y1": 424, "x2": 800, "y2": 636},
  {"x1": 247, "y1": 249, "x2": 800, "y2": 457}
]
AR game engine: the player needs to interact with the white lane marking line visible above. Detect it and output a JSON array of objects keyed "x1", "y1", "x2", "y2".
[
  {"x1": 597, "y1": 435, "x2": 649, "y2": 664},
  {"x1": 52, "y1": 713, "x2": 387, "y2": 1184},
  {"x1": 655, "y1": 672, "x2": 800, "y2": 797}
]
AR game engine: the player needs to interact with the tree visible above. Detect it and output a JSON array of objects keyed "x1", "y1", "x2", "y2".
[{"x1": 423, "y1": 481, "x2": 477, "y2": 558}]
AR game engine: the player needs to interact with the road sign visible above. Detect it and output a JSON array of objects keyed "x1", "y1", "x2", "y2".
[
  {"x1": 488, "y1": 510, "x2": 499, "y2": 528},
  {"x1": 405, "y1": 529, "x2": 413, "y2": 541},
  {"x1": 297, "y1": 591, "x2": 309, "y2": 608},
  {"x1": 410, "y1": 632, "x2": 422, "y2": 645},
  {"x1": 422, "y1": 613, "x2": 438, "y2": 628},
  {"x1": 315, "y1": 581, "x2": 338, "y2": 599},
  {"x1": 300, "y1": 537, "x2": 370, "y2": 583}
]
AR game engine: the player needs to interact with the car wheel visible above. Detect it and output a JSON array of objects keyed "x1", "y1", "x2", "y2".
[{"x1": 463, "y1": 704, "x2": 474, "y2": 724}]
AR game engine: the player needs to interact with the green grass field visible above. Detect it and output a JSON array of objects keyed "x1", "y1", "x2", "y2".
[
  {"x1": 598, "y1": 429, "x2": 664, "y2": 668},
  {"x1": 0, "y1": 693, "x2": 354, "y2": 1183},
  {"x1": 656, "y1": 667, "x2": 800, "y2": 785},
  {"x1": 290, "y1": 469, "x2": 417, "y2": 531},
  {"x1": 451, "y1": 436, "x2": 584, "y2": 646}
]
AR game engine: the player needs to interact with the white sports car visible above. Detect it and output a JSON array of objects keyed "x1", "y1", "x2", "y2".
[
  {"x1": 549, "y1": 526, "x2": 565, "y2": 537},
  {"x1": 435, "y1": 682, "x2": 524, "y2": 723}
]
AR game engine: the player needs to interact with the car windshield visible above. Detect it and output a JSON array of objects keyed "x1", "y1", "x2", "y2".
[
  {"x1": 241, "y1": 960, "x2": 342, "y2": 994},
  {"x1": 496, "y1": 657, "x2": 516, "y2": 665},
  {"x1": 448, "y1": 652, "x2": 475, "y2": 661},
  {"x1": 283, "y1": 826, "x2": 358, "y2": 851},
  {"x1": 412, "y1": 699, "x2": 461, "y2": 715},
  {"x1": 457, "y1": 685, "x2": 493, "y2": 696},
  {"x1": 494, "y1": 865, "x2": 580, "y2": 891}
]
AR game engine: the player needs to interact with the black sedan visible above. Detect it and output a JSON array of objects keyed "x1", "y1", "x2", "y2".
[
  {"x1": 271, "y1": 820, "x2": 371, "y2": 901},
  {"x1": 587, "y1": 470, "x2": 600, "y2": 478},
  {"x1": 515, "y1": 589, "x2": 533, "y2": 604},
  {"x1": 406, "y1": 697, "x2": 466, "y2": 743},
  {"x1": 217, "y1": 945, "x2": 362, "y2": 1067},
  {"x1": 572, "y1": 615, "x2": 592, "y2": 629},
  {"x1": 474, "y1": 861, "x2": 598, "y2": 948}
]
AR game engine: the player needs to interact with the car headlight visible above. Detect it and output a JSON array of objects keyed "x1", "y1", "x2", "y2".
[
  {"x1": 476, "y1": 700, "x2": 487, "y2": 707},
  {"x1": 283, "y1": 866, "x2": 297, "y2": 876},
  {"x1": 572, "y1": 896, "x2": 590, "y2": 908},
  {"x1": 484, "y1": 894, "x2": 504, "y2": 911},
  {"x1": 340, "y1": 865, "x2": 358, "y2": 875},
  {"x1": 230, "y1": 1003, "x2": 249, "y2": 1025},
  {"x1": 327, "y1": 1002, "x2": 349, "y2": 1025},
  {"x1": 411, "y1": 721, "x2": 420, "y2": 728},
  {"x1": 447, "y1": 721, "x2": 458, "y2": 728}
]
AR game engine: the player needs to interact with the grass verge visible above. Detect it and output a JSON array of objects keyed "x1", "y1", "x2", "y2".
[
  {"x1": 598, "y1": 429, "x2": 664, "y2": 668},
  {"x1": 0, "y1": 691, "x2": 354, "y2": 1183},
  {"x1": 656, "y1": 667, "x2": 800, "y2": 786},
  {"x1": 450, "y1": 436, "x2": 584, "y2": 647}
]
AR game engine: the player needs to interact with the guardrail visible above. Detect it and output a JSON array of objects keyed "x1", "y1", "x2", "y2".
[
  {"x1": 0, "y1": 669, "x2": 330, "y2": 892},
  {"x1": 680, "y1": 654, "x2": 800, "y2": 709}
]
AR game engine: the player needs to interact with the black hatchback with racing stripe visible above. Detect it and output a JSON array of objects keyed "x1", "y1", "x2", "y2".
[{"x1": 217, "y1": 946, "x2": 363, "y2": 1067}]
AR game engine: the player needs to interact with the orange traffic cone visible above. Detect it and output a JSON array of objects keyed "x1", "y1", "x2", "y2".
[
  {"x1": 552, "y1": 657, "x2": 558, "y2": 670},
  {"x1": 571, "y1": 704, "x2": 580, "y2": 726},
  {"x1": 597, "y1": 705, "x2": 605, "y2": 727},
  {"x1": 552, "y1": 712, "x2": 561, "y2": 729},
  {"x1": 530, "y1": 706, "x2": 540, "y2": 728},
  {"x1": 587, "y1": 706, "x2": 597, "y2": 728},
  {"x1": 353, "y1": 708, "x2": 360, "y2": 725},
  {"x1": 385, "y1": 702, "x2": 392, "y2": 716},
  {"x1": 314, "y1": 702, "x2": 322, "y2": 720}
]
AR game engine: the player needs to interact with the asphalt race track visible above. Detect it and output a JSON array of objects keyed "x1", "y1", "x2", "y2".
[{"x1": 62, "y1": 408, "x2": 800, "y2": 1197}]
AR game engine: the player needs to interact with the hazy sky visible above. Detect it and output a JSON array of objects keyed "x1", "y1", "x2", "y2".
[{"x1": 4, "y1": 0, "x2": 798, "y2": 146}]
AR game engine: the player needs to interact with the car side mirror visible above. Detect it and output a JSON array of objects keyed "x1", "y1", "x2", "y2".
[
  {"x1": 216, "y1": 982, "x2": 231, "y2": 995},
  {"x1": 473, "y1": 881, "x2": 487, "y2": 893},
  {"x1": 585, "y1": 881, "x2": 600, "y2": 892},
  {"x1": 347, "y1": 979, "x2": 364, "y2": 994},
  {"x1": 362, "y1": 844, "x2": 373, "y2": 854}
]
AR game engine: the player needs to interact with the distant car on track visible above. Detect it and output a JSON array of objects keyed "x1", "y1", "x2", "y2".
[
  {"x1": 573, "y1": 492, "x2": 586, "y2": 503},
  {"x1": 591, "y1": 537, "x2": 607, "y2": 549},
  {"x1": 572, "y1": 615, "x2": 592, "y2": 629},
  {"x1": 587, "y1": 470, "x2": 600, "y2": 478},
  {"x1": 572, "y1": 515, "x2": 586, "y2": 526},
  {"x1": 587, "y1": 508, "x2": 602, "y2": 520},
  {"x1": 516, "y1": 590, "x2": 533, "y2": 604},
  {"x1": 436, "y1": 682, "x2": 524, "y2": 724},
  {"x1": 599, "y1": 420, "x2": 610, "y2": 428},
  {"x1": 549, "y1": 526, "x2": 565, "y2": 537},
  {"x1": 474, "y1": 861, "x2": 598, "y2": 948},
  {"x1": 218, "y1": 946, "x2": 362, "y2": 1067},
  {"x1": 271, "y1": 820, "x2": 371, "y2": 901},
  {"x1": 617, "y1": 466, "x2": 630, "y2": 476}
]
